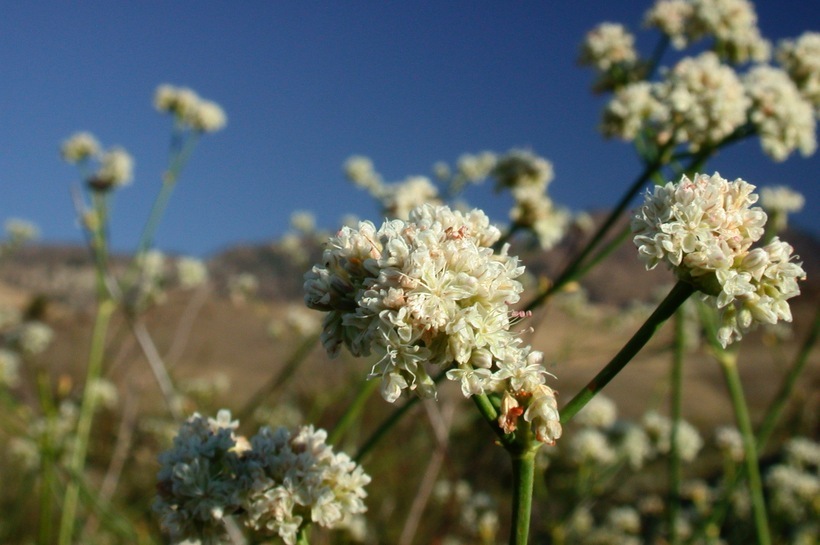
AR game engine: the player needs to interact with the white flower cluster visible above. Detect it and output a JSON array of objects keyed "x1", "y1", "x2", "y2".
[
  {"x1": 601, "y1": 52, "x2": 750, "y2": 150},
  {"x1": 154, "y1": 411, "x2": 369, "y2": 545},
  {"x1": 176, "y1": 256, "x2": 210, "y2": 289},
  {"x1": 154, "y1": 84, "x2": 227, "y2": 133},
  {"x1": 744, "y1": 65, "x2": 817, "y2": 161},
  {"x1": 632, "y1": 173, "x2": 806, "y2": 346},
  {"x1": 433, "y1": 480, "x2": 500, "y2": 544},
  {"x1": 304, "y1": 203, "x2": 562, "y2": 444},
  {"x1": 492, "y1": 150, "x2": 570, "y2": 250},
  {"x1": 641, "y1": 410, "x2": 704, "y2": 462},
  {"x1": 345, "y1": 156, "x2": 441, "y2": 221},
  {"x1": 765, "y1": 437, "x2": 820, "y2": 524},
  {"x1": 645, "y1": 0, "x2": 770, "y2": 63},
  {"x1": 579, "y1": 22, "x2": 639, "y2": 72},
  {"x1": 777, "y1": 32, "x2": 820, "y2": 113},
  {"x1": 243, "y1": 425, "x2": 371, "y2": 544},
  {"x1": 655, "y1": 52, "x2": 750, "y2": 150},
  {"x1": 61, "y1": 132, "x2": 135, "y2": 189},
  {"x1": 3, "y1": 218, "x2": 39, "y2": 246}
]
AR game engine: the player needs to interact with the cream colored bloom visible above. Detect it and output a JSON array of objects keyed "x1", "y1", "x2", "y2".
[
  {"x1": 744, "y1": 65, "x2": 816, "y2": 161},
  {"x1": 579, "y1": 22, "x2": 638, "y2": 72},
  {"x1": 60, "y1": 131, "x2": 100, "y2": 163},
  {"x1": 777, "y1": 32, "x2": 820, "y2": 112},
  {"x1": 95, "y1": 147, "x2": 134, "y2": 187}
]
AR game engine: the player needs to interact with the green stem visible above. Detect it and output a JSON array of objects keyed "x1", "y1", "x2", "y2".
[
  {"x1": 509, "y1": 448, "x2": 537, "y2": 545},
  {"x1": 717, "y1": 352, "x2": 771, "y2": 545},
  {"x1": 58, "y1": 298, "x2": 116, "y2": 545},
  {"x1": 560, "y1": 281, "x2": 695, "y2": 424},
  {"x1": 668, "y1": 309, "x2": 685, "y2": 545},
  {"x1": 296, "y1": 525, "x2": 310, "y2": 545},
  {"x1": 36, "y1": 372, "x2": 57, "y2": 545},
  {"x1": 237, "y1": 333, "x2": 320, "y2": 423},
  {"x1": 328, "y1": 377, "x2": 379, "y2": 445},
  {"x1": 756, "y1": 306, "x2": 819, "y2": 449}
]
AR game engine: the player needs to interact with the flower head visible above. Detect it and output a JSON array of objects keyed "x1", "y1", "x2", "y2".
[
  {"x1": 154, "y1": 84, "x2": 227, "y2": 133},
  {"x1": 579, "y1": 23, "x2": 638, "y2": 72},
  {"x1": 777, "y1": 32, "x2": 820, "y2": 113},
  {"x1": 60, "y1": 132, "x2": 100, "y2": 163},
  {"x1": 305, "y1": 203, "x2": 561, "y2": 443},
  {"x1": 632, "y1": 172, "x2": 806, "y2": 346}
]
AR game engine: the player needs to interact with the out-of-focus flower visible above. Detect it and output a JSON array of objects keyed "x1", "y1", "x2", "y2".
[
  {"x1": 744, "y1": 65, "x2": 816, "y2": 162},
  {"x1": 290, "y1": 210, "x2": 316, "y2": 234},
  {"x1": 777, "y1": 32, "x2": 820, "y2": 113},
  {"x1": 644, "y1": 0, "x2": 770, "y2": 63},
  {"x1": 715, "y1": 426, "x2": 745, "y2": 462},
  {"x1": 344, "y1": 155, "x2": 383, "y2": 194},
  {"x1": 654, "y1": 52, "x2": 749, "y2": 151},
  {"x1": 642, "y1": 410, "x2": 703, "y2": 462},
  {"x1": 228, "y1": 273, "x2": 258, "y2": 305},
  {"x1": 18, "y1": 321, "x2": 54, "y2": 356},
  {"x1": 579, "y1": 22, "x2": 638, "y2": 72},
  {"x1": 0, "y1": 349, "x2": 20, "y2": 388},
  {"x1": 601, "y1": 81, "x2": 668, "y2": 141},
  {"x1": 760, "y1": 185, "x2": 805, "y2": 232},
  {"x1": 304, "y1": 203, "x2": 561, "y2": 444},
  {"x1": 570, "y1": 428, "x2": 617, "y2": 465},
  {"x1": 60, "y1": 132, "x2": 101, "y2": 163},
  {"x1": 154, "y1": 84, "x2": 227, "y2": 133},
  {"x1": 575, "y1": 394, "x2": 618, "y2": 429},
  {"x1": 4, "y1": 218, "x2": 39, "y2": 245},
  {"x1": 91, "y1": 147, "x2": 134, "y2": 189},
  {"x1": 268, "y1": 304, "x2": 322, "y2": 339},
  {"x1": 176, "y1": 256, "x2": 209, "y2": 289},
  {"x1": 632, "y1": 173, "x2": 806, "y2": 346}
]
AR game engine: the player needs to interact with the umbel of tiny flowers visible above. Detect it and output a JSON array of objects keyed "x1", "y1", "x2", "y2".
[
  {"x1": 154, "y1": 84, "x2": 227, "y2": 133},
  {"x1": 154, "y1": 410, "x2": 370, "y2": 545},
  {"x1": 632, "y1": 172, "x2": 806, "y2": 347},
  {"x1": 60, "y1": 132, "x2": 134, "y2": 192},
  {"x1": 304, "y1": 203, "x2": 561, "y2": 445}
]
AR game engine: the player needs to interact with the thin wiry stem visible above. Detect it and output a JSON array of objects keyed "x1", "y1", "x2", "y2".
[
  {"x1": 560, "y1": 281, "x2": 695, "y2": 424},
  {"x1": 668, "y1": 309, "x2": 685, "y2": 545}
]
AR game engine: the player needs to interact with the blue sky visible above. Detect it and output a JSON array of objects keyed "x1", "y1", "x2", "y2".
[{"x1": 2, "y1": 1, "x2": 818, "y2": 257}]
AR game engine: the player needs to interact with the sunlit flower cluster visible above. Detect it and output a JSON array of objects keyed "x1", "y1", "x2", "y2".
[
  {"x1": 743, "y1": 65, "x2": 817, "y2": 162},
  {"x1": 760, "y1": 185, "x2": 805, "y2": 233},
  {"x1": 601, "y1": 81, "x2": 667, "y2": 141},
  {"x1": 304, "y1": 203, "x2": 561, "y2": 444},
  {"x1": 579, "y1": 23, "x2": 639, "y2": 72},
  {"x1": 242, "y1": 425, "x2": 371, "y2": 544},
  {"x1": 61, "y1": 132, "x2": 135, "y2": 190},
  {"x1": 765, "y1": 437, "x2": 820, "y2": 524},
  {"x1": 492, "y1": 150, "x2": 570, "y2": 250},
  {"x1": 632, "y1": 172, "x2": 806, "y2": 346},
  {"x1": 344, "y1": 156, "x2": 441, "y2": 220},
  {"x1": 645, "y1": 0, "x2": 770, "y2": 63},
  {"x1": 776, "y1": 31, "x2": 820, "y2": 112},
  {"x1": 154, "y1": 411, "x2": 369, "y2": 545},
  {"x1": 154, "y1": 84, "x2": 227, "y2": 133},
  {"x1": 655, "y1": 52, "x2": 750, "y2": 150}
]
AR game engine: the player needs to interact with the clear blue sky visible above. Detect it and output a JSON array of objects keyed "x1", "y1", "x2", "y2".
[{"x1": 2, "y1": 1, "x2": 818, "y2": 257}]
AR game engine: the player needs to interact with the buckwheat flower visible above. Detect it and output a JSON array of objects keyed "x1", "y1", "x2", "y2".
[
  {"x1": 644, "y1": 0, "x2": 694, "y2": 49},
  {"x1": 60, "y1": 131, "x2": 100, "y2": 163},
  {"x1": 381, "y1": 176, "x2": 440, "y2": 220},
  {"x1": 575, "y1": 394, "x2": 618, "y2": 429},
  {"x1": 654, "y1": 52, "x2": 750, "y2": 151},
  {"x1": 190, "y1": 100, "x2": 227, "y2": 133},
  {"x1": 715, "y1": 426, "x2": 745, "y2": 462},
  {"x1": 601, "y1": 81, "x2": 669, "y2": 141},
  {"x1": 92, "y1": 146, "x2": 134, "y2": 189},
  {"x1": 579, "y1": 22, "x2": 638, "y2": 72},
  {"x1": 642, "y1": 411, "x2": 703, "y2": 462},
  {"x1": 456, "y1": 151, "x2": 498, "y2": 184},
  {"x1": 154, "y1": 84, "x2": 201, "y2": 121},
  {"x1": 615, "y1": 422, "x2": 653, "y2": 470},
  {"x1": 305, "y1": 203, "x2": 561, "y2": 443},
  {"x1": 290, "y1": 210, "x2": 316, "y2": 234},
  {"x1": 18, "y1": 321, "x2": 54, "y2": 355},
  {"x1": 777, "y1": 32, "x2": 820, "y2": 112},
  {"x1": 176, "y1": 256, "x2": 209, "y2": 289},
  {"x1": 689, "y1": 0, "x2": 770, "y2": 63},
  {"x1": 569, "y1": 428, "x2": 617, "y2": 465},
  {"x1": 344, "y1": 155, "x2": 383, "y2": 194},
  {"x1": 784, "y1": 437, "x2": 820, "y2": 469},
  {"x1": 633, "y1": 173, "x2": 806, "y2": 346},
  {"x1": 760, "y1": 185, "x2": 805, "y2": 233},
  {"x1": 242, "y1": 425, "x2": 370, "y2": 545},
  {"x1": 4, "y1": 218, "x2": 39, "y2": 244},
  {"x1": 0, "y1": 349, "x2": 20, "y2": 388},
  {"x1": 766, "y1": 463, "x2": 819, "y2": 523},
  {"x1": 228, "y1": 272, "x2": 258, "y2": 304},
  {"x1": 491, "y1": 149, "x2": 554, "y2": 191},
  {"x1": 154, "y1": 411, "x2": 247, "y2": 544},
  {"x1": 744, "y1": 65, "x2": 817, "y2": 162}
]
